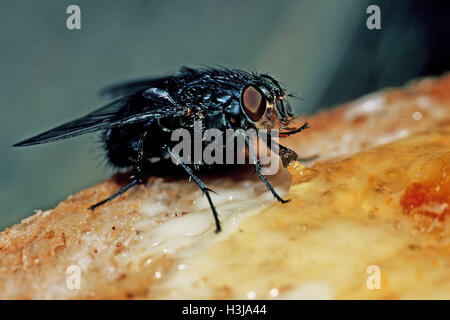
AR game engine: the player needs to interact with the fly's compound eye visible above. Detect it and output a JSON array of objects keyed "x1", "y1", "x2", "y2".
[{"x1": 241, "y1": 85, "x2": 267, "y2": 122}]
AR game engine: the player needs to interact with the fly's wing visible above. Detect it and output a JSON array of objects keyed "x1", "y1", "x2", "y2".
[
  {"x1": 100, "y1": 67, "x2": 206, "y2": 100},
  {"x1": 99, "y1": 75, "x2": 174, "y2": 100},
  {"x1": 13, "y1": 93, "x2": 179, "y2": 147}
]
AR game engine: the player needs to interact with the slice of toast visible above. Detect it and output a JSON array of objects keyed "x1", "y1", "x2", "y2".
[{"x1": 1, "y1": 74, "x2": 449, "y2": 299}]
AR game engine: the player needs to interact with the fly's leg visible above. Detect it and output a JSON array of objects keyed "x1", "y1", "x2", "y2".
[
  {"x1": 89, "y1": 179, "x2": 140, "y2": 210},
  {"x1": 280, "y1": 121, "x2": 310, "y2": 136},
  {"x1": 166, "y1": 146, "x2": 222, "y2": 233},
  {"x1": 260, "y1": 131, "x2": 297, "y2": 167},
  {"x1": 245, "y1": 136, "x2": 290, "y2": 204},
  {"x1": 263, "y1": 131, "x2": 318, "y2": 167},
  {"x1": 89, "y1": 132, "x2": 147, "y2": 210}
]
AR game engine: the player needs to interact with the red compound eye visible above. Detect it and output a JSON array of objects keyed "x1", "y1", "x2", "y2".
[{"x1": 241, "y1": 85, "x2": 267, "y2": 122}]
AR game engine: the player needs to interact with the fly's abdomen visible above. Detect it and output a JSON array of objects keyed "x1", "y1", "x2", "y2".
[{"x1": 103, "y1": 127, "x2": 139, "y2": 168}]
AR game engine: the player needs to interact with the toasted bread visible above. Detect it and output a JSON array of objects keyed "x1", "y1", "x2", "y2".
[{"x1": 1, "y1": 74, "x2": 449, "y2": 299}]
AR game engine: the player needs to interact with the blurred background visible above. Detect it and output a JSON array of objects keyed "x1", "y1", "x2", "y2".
[{"x1": 1, "y1": 0, "x2": 449, "y2": 229}]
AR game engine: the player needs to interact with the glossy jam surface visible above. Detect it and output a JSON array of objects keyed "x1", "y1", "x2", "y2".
[
  {"x1": 401, "y1": 153, "x2": 450, "y2": 221},
  {"x1": 158, "y1": 130, "x2": 450, "y2": 299}
]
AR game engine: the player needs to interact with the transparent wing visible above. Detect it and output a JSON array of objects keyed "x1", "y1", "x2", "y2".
[
  {"x1": 13, "y1": 94, "x2": 177, "y2": 147},
  {"x1": 99, "y1": 75, "x2": 173, "y2": 100}
]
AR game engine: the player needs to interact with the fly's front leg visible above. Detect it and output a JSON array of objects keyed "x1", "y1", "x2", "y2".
[
  {"x1": 89, "y1": 131, "x2": 147, "y2": 210},
  {"x1": 263, "y1": 131, "x2": 318, "y2": 167},
  {"x1": 166, "y1": 146, "x2": 222, "y2": 233},
  {"x1": 244, "y1": 135, "x2": 289, "y2": 204},
  {"x1": 280, "y1": 121, "x2": 310, "y2": 136},
  {"x1": 261, "y1": 131, "x2": 297, "y2": 167},
  {"x1": 276, "y1": 141, "x2": 319, "y2": 165}
]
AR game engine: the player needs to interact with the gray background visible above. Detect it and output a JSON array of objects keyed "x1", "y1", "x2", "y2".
[{"x1": 1, "y1": 0, "x2": 448, "y2": 229}]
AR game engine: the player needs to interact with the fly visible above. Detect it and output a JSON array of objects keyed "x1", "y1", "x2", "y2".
[{"x1": 13, "y1": 67, "x2": 310, "y2": 233}]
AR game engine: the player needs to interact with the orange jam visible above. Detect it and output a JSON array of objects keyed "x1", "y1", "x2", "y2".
[{"x1": 401, "y1": 153, "x2": 450, "y2": 221}]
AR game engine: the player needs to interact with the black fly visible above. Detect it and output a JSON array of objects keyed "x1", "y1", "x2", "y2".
[{"x1": 13, "y1": 67, "x2": 309, "y2": 233}]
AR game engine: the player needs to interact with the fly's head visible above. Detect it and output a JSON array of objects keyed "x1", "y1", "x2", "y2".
[{"x1": 238, "y1": 74, "x2": 295, "y2": 131}]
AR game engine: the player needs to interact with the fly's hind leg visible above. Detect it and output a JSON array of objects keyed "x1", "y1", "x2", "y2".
[
  {"x1": 166, "y1": 146, "x2": 222, "y2": 233},
  {"x1": 89, "y1": 179, "x2": 140, "y2": 210},
  {"x1": 245, "y1": 136, "x2": 290, "y2": 204},
  {"x1": 89, "y1": 132, "x2": 147, "y2": 210}
]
